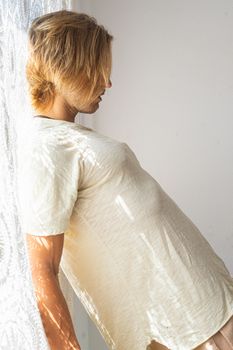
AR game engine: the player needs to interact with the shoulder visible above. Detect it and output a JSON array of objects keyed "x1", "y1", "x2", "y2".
[{"x1": 18, "y1": 131, "x2": 84, "y2": 189}]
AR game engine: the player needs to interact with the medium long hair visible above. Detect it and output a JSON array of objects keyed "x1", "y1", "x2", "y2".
[{"x1": 26, "y1": 10, "x2": 113, "y2": 113}]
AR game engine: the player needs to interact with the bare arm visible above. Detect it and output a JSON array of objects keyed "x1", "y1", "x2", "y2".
[{"x1": 26, "y1": 233, "x2": 81, "y2": 350}]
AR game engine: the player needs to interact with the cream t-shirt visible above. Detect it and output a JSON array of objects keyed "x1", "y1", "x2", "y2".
[{"x1": 17, "y1": 116, "x2": 233, "y2": 350}]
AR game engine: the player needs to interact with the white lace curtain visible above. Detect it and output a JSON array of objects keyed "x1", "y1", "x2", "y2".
[{"x1": 0, "y1": 1, "x2": 80, "y2": 349}]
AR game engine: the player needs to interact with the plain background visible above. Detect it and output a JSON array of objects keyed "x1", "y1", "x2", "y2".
[{"x1": 69, "y1": 1, "x2": 233, "y2": 349}]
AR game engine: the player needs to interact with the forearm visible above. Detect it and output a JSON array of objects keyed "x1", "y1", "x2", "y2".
[{"x1": 33, "y1": 269, "x2": 81, "y2": 350}]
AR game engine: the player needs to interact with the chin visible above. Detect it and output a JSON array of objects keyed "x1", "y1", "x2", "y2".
[{"x1": 80, "y1": 101, "x2": 100, "y2": 114}]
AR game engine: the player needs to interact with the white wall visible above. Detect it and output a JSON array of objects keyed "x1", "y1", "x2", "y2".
[
  {"x1": 73, "y1": 1, "x2": 233, "y2": 348},
  {"x1": 78, "y1": 0, "x2": 233, "y2": 272}
]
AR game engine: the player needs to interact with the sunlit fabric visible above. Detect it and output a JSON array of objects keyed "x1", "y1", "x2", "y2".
[
  {"x1": 18, "y1": 116, "x2": 233, "y2": 350},
  {"x1": 0, "y1": 1, "x2": 72, "y2": 349}
]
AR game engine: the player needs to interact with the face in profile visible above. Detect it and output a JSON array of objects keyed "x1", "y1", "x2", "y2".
[
  {"x1": 63, "y1": 76, "x2": 112, "y2": 116},
  {"x1": 78, "y1": 47, "x2": 113, "y2": 115},
  {"x1": 83, "y1": 78, "x2": 112, "y2": 114},
  {"x1": 64, "y1": 57, "x2": 112, "y2": 116}
]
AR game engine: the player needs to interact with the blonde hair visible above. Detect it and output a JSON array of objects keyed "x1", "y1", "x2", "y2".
[{"x1": 26, "y1": 10, "x2": 113, "y2": 113}]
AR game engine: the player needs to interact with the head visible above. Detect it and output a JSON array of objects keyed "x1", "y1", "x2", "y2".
[{"x1": 26, "y1": 10, "x2": 113, "y2": 115}]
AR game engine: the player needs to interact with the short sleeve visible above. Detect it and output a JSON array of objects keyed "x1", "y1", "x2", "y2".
[{"x1": 17, "y1": 133, "x2": 80, "y2": 236}]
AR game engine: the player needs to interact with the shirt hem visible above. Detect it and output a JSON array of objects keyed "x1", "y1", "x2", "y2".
[{"x1": 189, "y1": 310, "x2": 233, "y2": 350}]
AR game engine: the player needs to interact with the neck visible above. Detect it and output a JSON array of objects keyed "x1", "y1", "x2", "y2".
[{"x1": 34, "y1": 94, "x2": 77, "y2": 122}]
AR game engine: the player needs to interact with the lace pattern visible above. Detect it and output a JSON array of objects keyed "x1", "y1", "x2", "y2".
[{"x1": 0, "y1": 1, "x2": 73, "y2": 349}]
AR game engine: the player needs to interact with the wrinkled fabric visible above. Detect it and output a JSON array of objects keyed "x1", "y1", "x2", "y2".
[{"x1": 18, "y1": 116, "x2": 233, "y2": 350}]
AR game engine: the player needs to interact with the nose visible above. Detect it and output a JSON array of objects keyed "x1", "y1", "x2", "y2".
[{"x1": 106, "y1": 79, "x2": 112, "y2": 88}]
